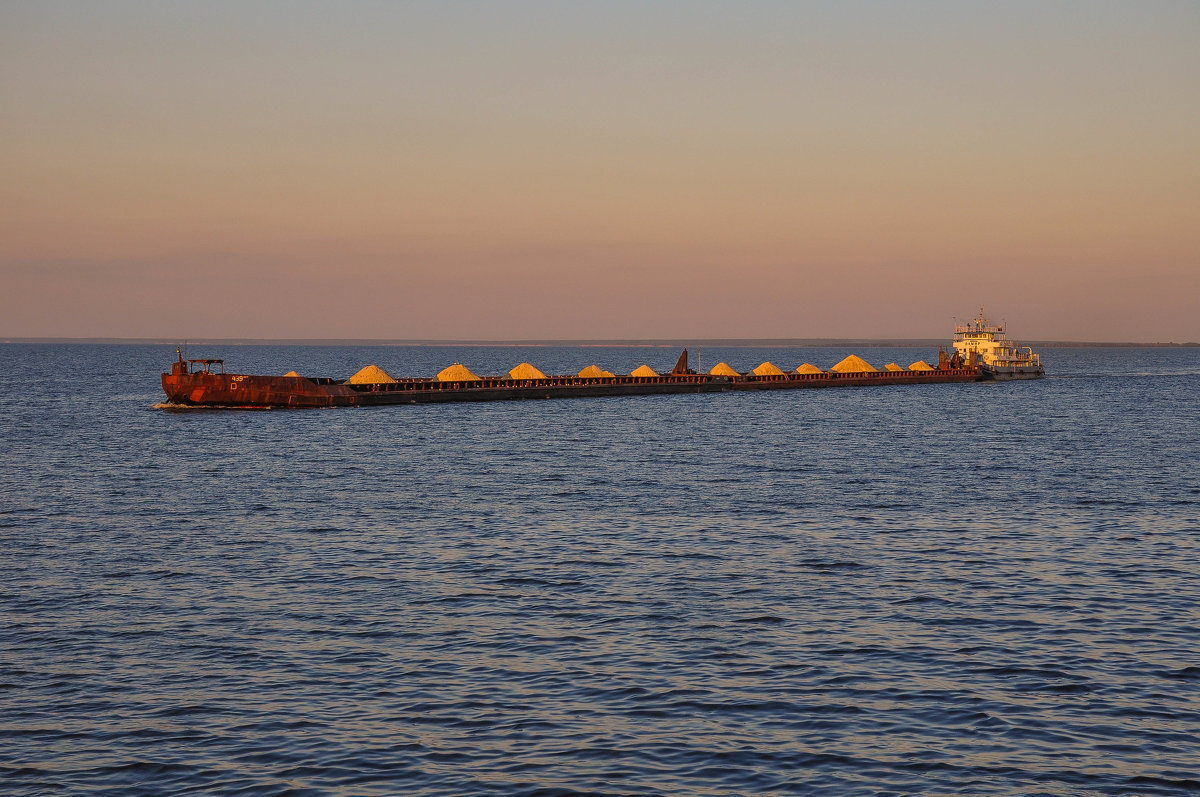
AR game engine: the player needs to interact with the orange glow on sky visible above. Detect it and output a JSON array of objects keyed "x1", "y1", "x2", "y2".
[{"x1": 2, "y1": 3, "x2": 1198, "y2": 341}]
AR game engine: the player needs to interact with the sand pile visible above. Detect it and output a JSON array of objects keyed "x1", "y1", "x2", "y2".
[
  {"x1": 578, "y1": 365, "x2": 615, "y2": 378},
  {"x1": 884, "y1": 362, "x2": 905, "y2": 371},
  {"x1": 630, "y1": 365, "x2": 658, "y2": 377},
  {"x1": 508, "y1": 362, "x2": 548, "y2": 380},
  {"x1": 908, "y1": 360, "x2": 935, "y2": 371},
  {"x1": 709, "y1": 362, "x2": 740, "y2": 376},
  {"x1": 795, "y1": 363, "x2": 823, "y2": 374},
  {"x1": 284, "y1": 370, "x2": 301, "y2": 377},
  {"x1": 752, "y1": 361, "x2": 785, "y2": 376},
  {"x1": 346, "y1": 365, "x2": 397, "y2": 384},
  {"x1": 830, "y1": 355, "x2": 877, "y2": 373},
  {"x1": 437, "y1": 363, "x2": 481, "y2": 382}
]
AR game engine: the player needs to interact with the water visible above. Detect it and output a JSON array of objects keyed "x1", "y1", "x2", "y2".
[{"x1": 2, "y1": 343, "x2": 1198, "y2": 795}]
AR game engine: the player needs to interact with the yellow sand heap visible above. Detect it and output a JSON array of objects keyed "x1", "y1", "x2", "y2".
[
  {"x1": 284, "y1": 370, "x2": 301, "y2": 377},
  {"x1": 796, "y1": 363, "x2": 823, "y2": 374},
  {"x1": 884, "y1": 362, "x2": 905, "y2": 372},
  {"x1": 709, "y1": 362, "x2": 740, "y2": 377},
  {"x1": 753, "y1": 361, "x2": 785, "y2": 376},
  {"x1": 830, "y1": 354, "x2": 877, "y2": 373},
  {"x1": 346, "y1": 364, "x2": 397, "y2": 384},
  {"x1": 437, "y1": 363, "x2": 481, "y2": 382},
  {"x1": 909, "y1": 360, "x2": 935, "y2": 371},
  {"x1": 578, "y1": 364, "x2": 615, "y2": 378},
  {"x1": 630, "y1": 364, "x2": 658, "y2": 377},
  {"x1": 508, "y1": 362, "x2": 547, "y2": 380}
]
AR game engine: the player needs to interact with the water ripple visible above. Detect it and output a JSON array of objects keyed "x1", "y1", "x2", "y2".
[{"x1": 1, "y1": 344, "x2": 1199, "y2": 794}]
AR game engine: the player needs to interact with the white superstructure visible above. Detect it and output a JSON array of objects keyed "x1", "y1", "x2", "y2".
[{"x1": 953, "y1": 308, "x2": 1044, "y2": 380}]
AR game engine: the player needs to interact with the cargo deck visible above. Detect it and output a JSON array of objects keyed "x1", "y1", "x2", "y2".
[{"x1": 161, "y1": 350, "x2": 982, "y2": 409}]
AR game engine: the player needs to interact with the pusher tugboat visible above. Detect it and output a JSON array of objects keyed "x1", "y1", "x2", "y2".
[{"x1": 952, "y1": 309, "x2": 1044, "y2": 380}]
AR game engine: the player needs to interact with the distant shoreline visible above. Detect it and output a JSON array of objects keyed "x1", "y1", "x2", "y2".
[{"x1": 3, "y1": 337, "x2": 1197, "y2": 348}]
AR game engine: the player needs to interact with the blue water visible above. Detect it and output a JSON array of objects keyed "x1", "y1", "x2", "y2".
[{"x1": 2, "y1": 343, "x2": 1198, "y2": 795}]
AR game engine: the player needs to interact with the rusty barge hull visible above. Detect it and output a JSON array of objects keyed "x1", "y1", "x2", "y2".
[{"x1": 161, "y1": 367, "x2": 983, "y2": 409}]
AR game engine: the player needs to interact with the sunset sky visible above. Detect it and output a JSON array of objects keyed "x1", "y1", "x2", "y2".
[{"x1": 3, "y1": 1, "x2": 1198, "y2": 341}]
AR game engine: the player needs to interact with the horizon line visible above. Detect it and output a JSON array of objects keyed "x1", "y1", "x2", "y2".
[{"x1": 3, "y1": 337, "x2": 1197, "y2": 348}]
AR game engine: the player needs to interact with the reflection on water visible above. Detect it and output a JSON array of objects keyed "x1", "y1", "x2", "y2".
[{"x1": 1, "y1": 344, "x2": 1198, "y2": 795}]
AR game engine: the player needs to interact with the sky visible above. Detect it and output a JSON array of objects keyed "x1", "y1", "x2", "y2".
[{"x1": 2, "y1": 1, "x2": 1198, "y2": 342}]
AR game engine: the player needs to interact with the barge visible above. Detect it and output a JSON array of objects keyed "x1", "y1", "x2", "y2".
[{"x1": 161, "y1": 349, "x2": 984, "y2": 409}]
